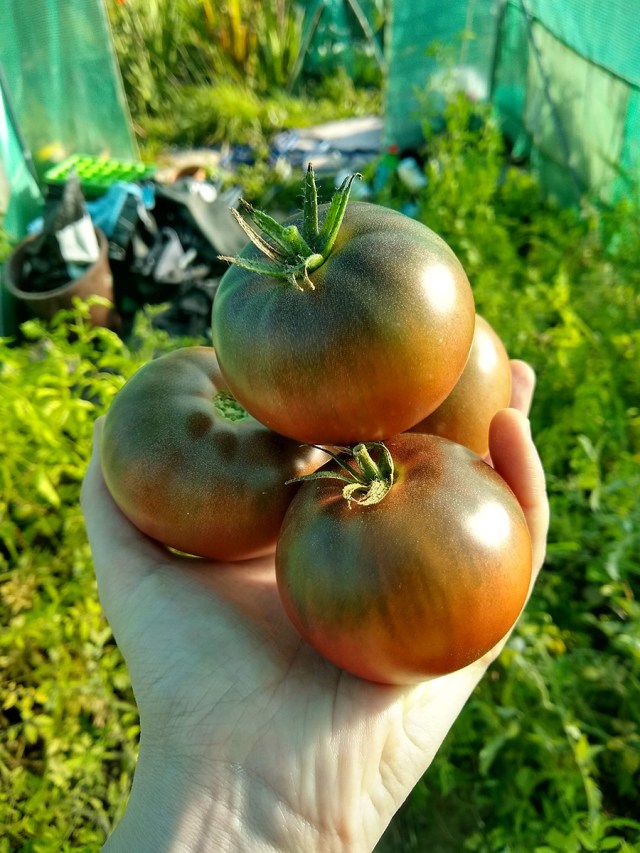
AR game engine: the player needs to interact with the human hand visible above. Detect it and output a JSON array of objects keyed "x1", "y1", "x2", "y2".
[{"x1": 81, "y1": 359, "x2": 548, "y2": 853}]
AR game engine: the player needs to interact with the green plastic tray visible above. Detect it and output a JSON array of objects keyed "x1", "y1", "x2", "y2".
[{"x1": 45, "y1": 154, "x2": 156, "y2": 196}]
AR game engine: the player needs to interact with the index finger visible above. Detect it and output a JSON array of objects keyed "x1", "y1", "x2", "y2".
[{"x1": 489, "y1": 408, "x2": 549, "y2": 579}]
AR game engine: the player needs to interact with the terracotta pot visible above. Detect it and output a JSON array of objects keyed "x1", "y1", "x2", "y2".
[{"x1": 3, "y1": 227, "x2": 120, "y2": 330}]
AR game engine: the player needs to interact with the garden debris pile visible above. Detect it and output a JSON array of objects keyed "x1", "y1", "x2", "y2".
[
  {"x1": 29, "y1": 171, "x2": 246, "y2": 339},
  {"x1": 103, "y1": 178, "x2": 245, "y2": 338},
  {"x1": 18, "y1": 115, "x2": 385, "y2": 338},
  {"x1": 269, "y1": 115, "x2": 383, "y2": 175}
]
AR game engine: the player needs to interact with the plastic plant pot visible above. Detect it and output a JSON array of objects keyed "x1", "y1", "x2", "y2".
[{"x1": 3, "y1": 227, "x2": 120, "y2": 331}]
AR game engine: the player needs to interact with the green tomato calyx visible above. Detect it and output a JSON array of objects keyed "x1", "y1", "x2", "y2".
[
  {"x1": 214, "y1": 390, "x2": 250, "y2": 422},
  {"x1": 219, "y1": 163, "x2": 361, "y2": 291},
  {"x1": 288, "y1": 442, "x2": 395, "y2": 506}
]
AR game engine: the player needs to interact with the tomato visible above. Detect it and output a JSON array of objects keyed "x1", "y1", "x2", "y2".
[
  {"x1": 276, "y1": 434, "x2": 532, "y2": 684},
  {"x1": 101, "y1": 346, "x2": 326, "y2": 561},
  {"x1": 212, "y1": 170, "x2": 475, "y2": 444},
  {"x1": 409, "y1": 315, "x2": 512, "y2": 456}
]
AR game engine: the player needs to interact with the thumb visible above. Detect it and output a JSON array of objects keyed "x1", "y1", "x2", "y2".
[{"x1": 489, "y1": 408, "x2": 549, "y2": 579}]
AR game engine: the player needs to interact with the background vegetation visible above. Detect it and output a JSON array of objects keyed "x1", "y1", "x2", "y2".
[
  {"x1": 1, "y1": 2, "x2": 639, "y2": 851},
  {"x1": 106, "y1": 0, "x2": 383, "y2": 155}
]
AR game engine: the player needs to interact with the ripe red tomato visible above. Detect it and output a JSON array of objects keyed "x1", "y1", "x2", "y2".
[
  {"x1": 101, "y1": 346, "x2": 326, "y2": 561},
  {"x1": 276, "y1": 434, "x2": 532, "y2": 684},
  {"x1": 212, "y1": 197, "x2": 475, "y2": 444},
  {"x1": 409, "y1": 314, "x2": 512, "y2": 456}
]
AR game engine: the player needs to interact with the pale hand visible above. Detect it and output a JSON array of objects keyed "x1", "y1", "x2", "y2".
[{"x1": 81, "y1": 360, "x2": 549, "y2": 853}]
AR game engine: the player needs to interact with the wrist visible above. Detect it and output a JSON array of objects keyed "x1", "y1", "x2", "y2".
[{"x1": 103, "y1": 740, "x2": 341, "y2": 853}]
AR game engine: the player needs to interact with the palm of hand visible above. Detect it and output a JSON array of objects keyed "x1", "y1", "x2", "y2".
[{"x1": 98, "y1": 539, "x2": 498, "y2": 848}]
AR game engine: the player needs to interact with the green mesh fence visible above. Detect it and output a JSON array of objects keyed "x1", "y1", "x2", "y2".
[
  {"x1": 0, "y1": 0, "x2": 135, "y2": 220},
  {"x1": 492, "y1": 0, "x2": 640, "y2": 204},
  {"x1": 385, "y1": 0, "x2": 640, "y2": 204},
  {"x1": 0, "y1": 73, "x2": 43, "y2": 238},
  {"x1": 384, "y1": 0, "x2": 499, "y2": 149},
  {"x1": 0, "y1": 0, "x2": 135, "y2": 334},
  {"x1": 304, "y1": 0, "x2": 385, "y2": 84}
]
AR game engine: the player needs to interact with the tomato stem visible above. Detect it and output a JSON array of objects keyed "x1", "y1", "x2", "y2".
[
  {"x1": 288, "y1": 441, "x2": 394, "y2": 506},
  {"x1": 218, "y1": 163, "x2": 361, "y2": 290},
  {"x1": 352, "y1": 443, "x2": 383, "y2": 480}
]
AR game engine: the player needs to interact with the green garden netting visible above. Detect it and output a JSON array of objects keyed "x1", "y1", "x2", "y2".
[
  {"x1": 385, "y1": 0, "x2": 640, "y2": 204},
  {"x1": 304, "y1": 0, "x2": 385, "y2": 84},
  {"x1": 0, "y1": 72, "x2": 43, "y2": 238},
  {"x1": 0, "y1": 0, "x2": 135, "y2": 235},
  {"x1": 384, "y1": 0, "x2": 498, "y2": 148},
  {"x1": 2, "y1": 0, "x2": 638, "y2": 229}
]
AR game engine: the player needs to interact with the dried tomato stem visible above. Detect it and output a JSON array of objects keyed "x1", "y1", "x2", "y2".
[{"x1": 288, "y1": 442, "x2": 394, "y2": 506}]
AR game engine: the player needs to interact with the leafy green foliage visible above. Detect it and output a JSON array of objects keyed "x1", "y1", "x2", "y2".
[
  {"x1": 2, "y1": 91, "x2": 640, "y2": 850},
  {"x1": 376, "y1": 94, "x2": 640, "y2": 852},
  {"x1": 106, "y1": 0, "x2": 381, "y2": 155},
  {"x1": 106, "y1": 0, "x2": 208, "y2": 119},
  {"x1": 137, "y1": 70, "x2": 381, "y2": 157},
  {"x1": 199, "y1": 0, "x2": 309, "y2": 93},
  {"x1": 0, "y1": 303, "x2": 200, "y2": 850}
]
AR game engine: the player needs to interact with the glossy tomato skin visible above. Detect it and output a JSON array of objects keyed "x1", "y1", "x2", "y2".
[
  {"x1": 276, "y1": 433, "x2": 532, "y2": 684},
  {"x1": 212, "y1": 202, "x2": 475, "y2": 445},
  {"x1": 409, "y1": 315, "x2": 512, "y2": 456},
  {"x1": 101, "y1": 346, "x2": 326, "y2": 561}
]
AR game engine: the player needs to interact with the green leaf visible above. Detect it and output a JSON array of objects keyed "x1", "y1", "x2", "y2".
[
  {"x1": 35, "y1": 469, "x2": 61, "y2": 509},
  {"x1": 316, "y1": 171, "x2": 361, "y2": 258},
  {"x1": 303, "y1": 162, "x2": 319, "y2": 244}
]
